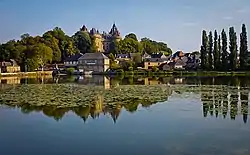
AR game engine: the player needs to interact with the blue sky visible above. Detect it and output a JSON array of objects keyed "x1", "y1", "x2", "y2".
[{"x1": 0, "y1": 0, "x2": 250, "y2": 52}]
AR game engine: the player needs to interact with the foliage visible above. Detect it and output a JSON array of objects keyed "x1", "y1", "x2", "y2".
[
  {"x1": 208, "y1": 31, "x2": 213, "y2": 70},
  {"x1": 109, "y1": 53, "x2": 115, "y2": 61},
  {"x1": 229, "y1": 27, "x2": 237, "y2": 71},
  {"x1": 119, "y1": 60, "x2": 134, "y2": 71},
  {"x1": 118, "y1": 38, "x2": 142, "y2": 53},
  {"x1": 200, "y1": 30, "x2": 208, "y2": 70},
  {"x1": 125, "y1": 33, "x2": 138, "y2": 41},
  {"x1": 66, "y1": 68, "x2": 75, "y2": 75},
  {"x1": 213, "y1": 30, "x2": 220, "y2": 70},
  {"x1": 152, "y1": 66, "x2": 159, "y2": 72},
  {"x1": 218, "y1": 35, "x2": 222, "y2": 70},
  {"x1": 72, "y1": 31, "x2": 92, "y2": 54},
  {"x1": 0, "y1": 25, "x2": 172, "y2": 72},
  {"x1": 140, "y1": 38, "x2": 172, "y2": 55},
  {"x1": 221, "y1": 29, "x2": 228, "y2": 71},
  {"x1": 240, "y1": 24, "x2": 248, "y2": 70}
]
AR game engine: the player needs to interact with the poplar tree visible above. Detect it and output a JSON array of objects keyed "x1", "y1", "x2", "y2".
[
  {"x1": 221, "y1": 29, "x2": 228, "y2": 71},
  {"x1": 208, "y1": 31, "x2": 213, "y2": 70},
  {"x1": 218, "y1": 35, "x2": 222, "y2": 70},
  {"x1": 240, "y1": 24, "x2": 248, "y2": 70},
  {"x1": 200, "y1": 30, "x2": 208, "y2": 70},
  {"x1": 213, "y1": 30, "x2": 220, "y2": 70},
  {"x1": 229, "y1": 27, "x2": 237, "y2": 71}
]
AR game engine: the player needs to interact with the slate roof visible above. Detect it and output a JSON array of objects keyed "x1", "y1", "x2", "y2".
[
  {"x1": 151, "y1": 52, "x2": 168, "y2": 58},
  {"x1": 79, "y1": 52, "x2": 109, "y2": 60},
  {"x1": 116, "y1": 54, "x2": 131, "y2": 59},
  {"x1": 0, "y1": 59, "x2": 19, "y2": 67},
  {"x1": 145, "y1": 58, "x2": 169, "y2": 62},
  {"x1": 64, "y1": 53, "x2": 83, "y2": 62},
  {"x1": 175, "y1": 59, "x2": 186, "y2": 66}
]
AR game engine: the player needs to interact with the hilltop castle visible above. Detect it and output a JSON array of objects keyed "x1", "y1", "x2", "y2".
[{"x1": 80, "y1": 23, "x2": 122, "y2": 52}]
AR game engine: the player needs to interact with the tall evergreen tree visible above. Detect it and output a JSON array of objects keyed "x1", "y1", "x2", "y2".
[
  {"x1": 200, "y1": 30, "x2": 208, "y2": 70},
  {"x1": 213, "y1": 30, "x2": 220, "y2": 70},
  {"x1": 229, "y1": 27, "x2": 238, "y2": 71},
  {"x1": 208, "y1": 31, "x2": 213, "y2": 70},
  {"x1": 218, "y1": 35, "x2": 222, "y2": 70},
  {"x1": 240, "y1": 24, "x2": 248, "y2": 70},
  {"x1": 221, "y1": 29, "x2": 228, "y2": 71}
]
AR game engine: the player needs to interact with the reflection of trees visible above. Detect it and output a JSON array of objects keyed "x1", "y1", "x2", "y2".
[{"x1": 201, "y1": 85, "x2": 249, "y2": 123}]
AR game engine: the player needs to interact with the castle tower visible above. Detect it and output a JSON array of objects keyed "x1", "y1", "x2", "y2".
[
  {"x1": 80, "y1": 25, "x2": 88, "y2": 32},
  {"x1": 109, "y1": 23, "x2": 122, "y2": 41},
  {"x1": 102, "y1": 23, "x2": 122, "y2": 52},
  {"x1": 90, "y1": 28, "x2": 104, "y2": 52}
]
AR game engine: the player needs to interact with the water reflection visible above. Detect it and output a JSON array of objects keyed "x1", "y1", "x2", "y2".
[
  {"x1": 201, "y1": 86, "x2": 249, "y2": 123},
  {"x1": 1, "y1": 75, "x2": 250, "y2": 124}
]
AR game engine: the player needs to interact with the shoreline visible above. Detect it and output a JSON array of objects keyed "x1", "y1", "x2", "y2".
[
  {"x1": 0, "y1": 71, "x2": 53, "y2": 77},
  {"x1": 1, "y1": 70, "x2": 250, "y2": 78}
]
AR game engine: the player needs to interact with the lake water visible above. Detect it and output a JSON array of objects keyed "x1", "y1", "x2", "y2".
[{"x1": 0, "y1": 75, "x2": 250, "y2": 155}]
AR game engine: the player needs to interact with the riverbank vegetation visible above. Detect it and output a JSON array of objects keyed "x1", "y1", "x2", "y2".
[{"x1": 200, "y1": 24, "x2": 249, "y2": 71}]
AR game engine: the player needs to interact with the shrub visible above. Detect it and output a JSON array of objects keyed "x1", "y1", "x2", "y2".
[
  {"x1": 152, "y1": 66, "x2": 159, "y2": 72},
  {"x1": 66, "y1": 68, "x2": 75, "y2": 75}
]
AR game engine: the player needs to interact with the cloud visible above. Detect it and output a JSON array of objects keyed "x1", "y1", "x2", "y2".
[
  {"x1": 237, "y1": 8, "x2": 249, "y2": 13},
  {"x1": 223, "y1": 16, "x2": 233, "y2": 20}
]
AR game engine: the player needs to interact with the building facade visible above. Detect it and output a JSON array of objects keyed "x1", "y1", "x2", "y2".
[
  {"x1": 78, "y1": 53, "x2": 110, "y2": 73},
  {"x1": 80, "y1": 23, "x2": 122, "y2": 53},
  {"x1": 0, "y1": 59, "x2": 20, "y2": 73},
  {"x1": 64, "y1": 53, "x2": 83, "y2": 68}
]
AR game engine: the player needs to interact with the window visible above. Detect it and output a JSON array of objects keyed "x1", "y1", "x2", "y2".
[{"x1": 85, "y1": 60, "x2": 97, "y2": 65}]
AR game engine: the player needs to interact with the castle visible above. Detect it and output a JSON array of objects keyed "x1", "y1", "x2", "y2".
[{"x1": 80, "y1": 23, "x2": 122, "y2": 52}]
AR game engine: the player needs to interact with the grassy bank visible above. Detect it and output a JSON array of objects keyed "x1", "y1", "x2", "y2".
[
  {"x1": 107, "y1": 70, "x2": 250, "y2": 77},
  {"x1": 0, "y1": 71, "x2": 53, "y2": 77}
]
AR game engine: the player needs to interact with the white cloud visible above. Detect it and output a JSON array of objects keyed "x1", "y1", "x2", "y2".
[
  {"x1": 183, "y1": 22, "x2": 197, "y2": 27},
  {"x1": 237, "y1": 8, "x2": 249, "y2": 13}
]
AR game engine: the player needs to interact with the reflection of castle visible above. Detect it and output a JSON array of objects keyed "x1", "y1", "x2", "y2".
[{"x1": 201, "y1": 86, "x2": 249, "y2": 123}]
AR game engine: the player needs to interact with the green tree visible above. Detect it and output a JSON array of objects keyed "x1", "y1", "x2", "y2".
[
  {"x1": 125, "y1": 33, "x2": 138, "y2": 41},
  {"x1": 118, "y1": 38, "x2": 142, "y2": 53},
  {"x1": 200, "y1": 30, "x2": 208, "y2": 70},
  {"x1": 43, "y1": 27, "x2": 77, "y2": 61},
  {"x1": 141, "y1": 38, "x2": 157, "y2": 54},
  {"x1": 42, "y1": 33, "x2": 61, "y2": 62},
  {"x1": 213, "y1": 30, "x2": 220, "y2": 70},
  {"x1": 140, "y1": 38, "x2": 171, "y2": 55},
  {"x1": 109, "y1": 40, "x2": 120, "y2": 54},
  {"x1": 208, "y1": 31, "x2": 213, "y2": 70},
  {"x1": 221, "y1": 29, "x2": 228, "y2": 71},
  {"x1": 72, "y1": 31, "x2": 92, "y2": 54},
  {"x1": 90, "y1": 35, "x2": 98, "y2": 52},
  {"x1": 240, "y1": 24, "x2": 248, "y2": 70},
  {"x1": 218, "y1": 35, "x2": 222, "y2": 70},
  {"x1": 109, "y1": 53, "x2": 115, "y2": 61},
  {"x1": 229, "y1": 27, "x2": 237, "y2": 71},
  {"x1": 34, "y1": 43, "x2": 53, "y2": 70}
]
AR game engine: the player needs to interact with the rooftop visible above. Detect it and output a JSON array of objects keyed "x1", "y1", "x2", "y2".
[{"x1": 79, "y1": 52, "x2": 109, "y2": 60}]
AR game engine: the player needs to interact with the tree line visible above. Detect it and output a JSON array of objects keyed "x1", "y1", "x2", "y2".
[
  {"x1": 0, "y1": 27, "x2": 172, "y2": 71},
  {"x1": 200, "y1": 24, "x2": 249, "y2": 71}
]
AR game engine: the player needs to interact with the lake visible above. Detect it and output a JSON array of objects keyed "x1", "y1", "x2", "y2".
[{"x1": 0, "y1": 75, "x2": 250, "y2": 155}]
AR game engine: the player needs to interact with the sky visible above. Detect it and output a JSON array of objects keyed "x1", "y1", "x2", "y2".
[{"x1": 0, "y1": 0, "x2": 250, "y2": 52}]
